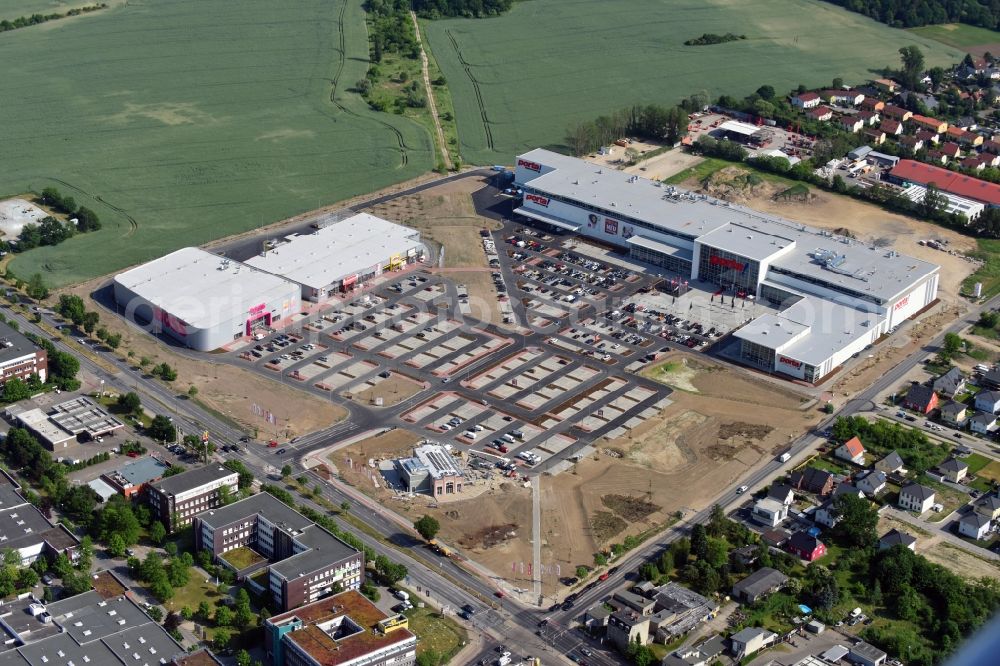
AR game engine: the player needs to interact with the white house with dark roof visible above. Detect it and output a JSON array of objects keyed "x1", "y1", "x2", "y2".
[
  {"x1": 974, "y1": 493, "x2": 1000, "y2": 520},
  {"x1": 940, "y1": 401, "x2": 967, "y2": 427},
  {"x1": 932, "y1": 367, "x2": 966, "y2": 397},
  {"x1": 974, "y1": 390, "x2": 1000, "y2": 414},
  {"x1": 874, "y1": 451, "x2": 905, "y2": 475},
  {"x1": 958, "y1": 512, "x2": 991, "y2": 540},
  {"x1": 936, "y1": 457, "x2": 968, "y2": 483},
  {"x1": 970, "y1": 411, "x2": 998, "y2": 435},
  {"x1": 899, "y1": 483, "x2": 935, "y2": 513},
  {"x1": 856, "y1": 470, "x2": 887, "y2": 496}
]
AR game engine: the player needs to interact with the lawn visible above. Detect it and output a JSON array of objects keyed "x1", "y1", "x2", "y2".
[
  {"x1": 919, "y1": 477, "x2": 971, "y2": 522},
  {"x1": 972, "y1": 460, "x2": 1000, "y2": 492},
  {"x1": 963, "y1": 239, "x2": 1000, "y2": 300},
  {"x1": 404, "y1": 606, "x2": 467, "y2": 660},
  {"x1": 908, "y1": 23, "x2": 1000, "y2": 49},
  {"x1": 422, "y1": 0, "x2": 961, "y2": 163},
  {"x1": 219, "y1": 546, "x2": 265, "y2": 571},
  {"x1": 663, "y1": 158, "x2": 734, "y2": 185},
  {"x1": 964, "y1": 452, "x2": 994, "y2": 475},
  {"x1": 0, "y1": 0, "x2": 434, "y2": 288},
  {"x1": 162, "y1": 575, "x2": 225, "y2": 613}
]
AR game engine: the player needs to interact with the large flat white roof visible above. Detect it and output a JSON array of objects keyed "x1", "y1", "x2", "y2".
[
  {"x1": 244, "y1": 213, "x2": 422, "y2": 289},
  {"x1": 114, "y1": 247, "x2": 298, "y2": 329},
  {"x1": 517, "y1": 149, "x2": 939, "y2": 303}
]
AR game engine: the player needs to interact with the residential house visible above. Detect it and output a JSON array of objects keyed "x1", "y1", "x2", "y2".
[
  {"x1": 791, "y1": 92, "x2": 821, "y2": 109},
  {"x1": 937, "y1": 457, "x2": 969, "y2": 483},
  {"x1": 979, "y1": 152, "x2": 1000, "y2": 168},
  {"x1": 882, "y1": 104, "x2": 911, "y2": 121},
  {"x1": 961, "y1": 156, "x2": 983, "y2": 171},
  {"x1": 822, "y1": 89, "x2": 864, "y2": 106},
  {"x1": 858, "y1": 110, "x2": 880, "y2": 126},
  {"x1": 584, "y1": 604, "x2": 612, "y2": 631},
  {"x1": 835, "y1": 436, "x2": 866, "y2": 465},
  {"x1": 911, "y1": 115, "x2": 949, "y2": 133},
  {"x1": 730, "y1": 545, "x2": 759, "y2": 568},
  {"x1": 898, "y1": 483, "x2": 935, "y2": 513},
  {"x1": 940, "y1": 141, "x2": 962, "y2": 159},
  {"x1": 732, "y1": 567, "x2": 788, "y2": 603},
  {"x1": 850, "y1": 641, "x2": 889, "y2": 666},
  {"x1": 856, "y1": 470, "x2": 887, "y2": 496},
  {"x1": 915, "y1": 128, "x2": 940, "y2": 145},
  {"x1": 903, "y1": 384, "x2": 938, "y2": 414},
  {"x1": 926, "y1": 149, "x2": 950, "y2": 165},
  {"x1": 663, "y1": 636, "x2": 727, "y2": 666},
  {"x1": 814, "y1": 500, "x2": 840, "y2": 528},
  {"x1": 956, "y1": 116, "x2": 978, "y2": 130},
  {"x1": 939, "y1": 401, "x2": 968, "y2": 428},
  {"x1": 958, "y1": 512, "x2": 992, "y2": 540},
  {"x1": 860, "y1": 98, "x2": 885, "y2": 112},
  {"x1": 979, "y1": 368, "x2": 1000, "y2": 389},
  {"x1": 875, "y1": 450, "x2": 905, "y2": 475},
  {"x1": 789, "y1": 467, "x2": 835, "y2": 496},
  {"x1": 863, "y1": 128, "x2": 886, "y2": 145},
  {"x1": 808, "y1": 106, "x2": 833, "y2": 122},
  {"x1": 984, "y1": 139, "x2": 1000, "y2": 155},
  {"x1": 899, "y1": 135, "x2": 924, "y2": 152},
  {"x1": 880, "y1": 119, "x2": 902, "y2": 136},
  {"x1": 947, "y1": 126, "x2": 983, "y2": 147},
  {"x1": 833, "y1": 483, "x2": 864, "y2": 499},
  {"x1": 838, "y1": 116, "x2": 864, "y2": 133},
  {"x1": 785, "y1": 532, "x2": 827, "y2": 561},
  {"x1": 932, "y1": 367, "x2": 966, "y2": 397},
  {"x1": 970, "y1": 411, "x2": 998, "y2": 434},
  {"x1": 878, "y1": 528, "x2": 917, "y2": 551},
  {"x1": 872, "y1": 78, "x2": 898, "y2": 93},
  {"x1": 973, "y1": 493, "x2": 1000, "y2": 520},
  {"x1": 767, "y1": 483, "x2": 795, "y2": 506},
  {"x1": 751, "y1": 497, "x2": 788, "y2": 527},
  {"x1": 761, "y1": 527, "x2": 791, "y2": 548},
  {"x1": 649, "y1": 583, "x2": 718, "y2": 642},
  {"x1": 729, "y1": 627, "x2": 777, "y2": 660},
  {"x1": 974, "y1": 389, "x2": 1000, "y2": 414}
]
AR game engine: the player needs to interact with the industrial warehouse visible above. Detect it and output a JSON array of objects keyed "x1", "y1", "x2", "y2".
[
  {"x1": 113, "y1": 215, "x2": 425, "y2": 351},
  {"x1": 514, "y1": 149, "x2": 940, "y2": 382}
]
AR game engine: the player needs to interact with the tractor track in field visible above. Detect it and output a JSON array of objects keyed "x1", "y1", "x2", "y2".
[
  {"x1": 327, "y1": 0, "x2": 409, "y2": 167},
  {"x1": 45, "y1": 177, "x2": 138, "y2": 237},
  {"x1": 444, "y1": 29, "x2": 494, "y2": 151}
]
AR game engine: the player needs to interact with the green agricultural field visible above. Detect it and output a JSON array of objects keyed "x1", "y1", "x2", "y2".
[
  {"x1": 423, "y1": 0, "x2": 962, "y2": 164},
  {"x1": 0, "y1": 0, "x2": 434, "y2": 287},
  {"x1": 908, "y1": 23, "x2": 1000, "y2": 50}
]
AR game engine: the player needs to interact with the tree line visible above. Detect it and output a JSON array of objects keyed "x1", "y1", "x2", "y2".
[
  {"x1": 0, "y1": 4, "x2": 106, "y2": 33},
  {"x1": 15, "y1": 187, "x2": 101, "y2": 253},
  {"x1": 820, "y1": 0, "x2": 1000, "y2": 30},
  {"x1": 413, "y1": 0, "x2": 513, "y2": 18},
  {"x1": 565, "y1": 103, "x2": 694, "y2": 157},
  {"x1": 683, "y1": 32, "x2": 745, "y2": 46}
]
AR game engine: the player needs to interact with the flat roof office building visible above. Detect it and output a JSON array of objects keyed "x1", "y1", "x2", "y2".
[
  {"x1": 194, "y1": 493, "x2": 363, "y2": 611},
  {"x1": 514, "y1": 149, "x2": 940, "y2": 383},
  {"x1": 147, "y1": 464, "x2": 239, "y2": 531}
]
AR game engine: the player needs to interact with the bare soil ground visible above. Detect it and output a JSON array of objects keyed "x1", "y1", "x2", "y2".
[
  {"x1": 334, "y1": 428, "x2": 534, "y2": 576},
  {"x1": 61, "y1": 280, "x2": 346, "y2": 438},
  {"x1": 878, "y1": 514, "x2": 999, "y2": 579},
  {"x1": 346, "y1": 373, "x2": 426, "y2": 407},
  {"x1": 540, "y1": 352, "x2": 816, "y2": 592}
]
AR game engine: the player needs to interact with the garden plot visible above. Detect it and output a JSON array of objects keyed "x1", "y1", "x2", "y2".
[
  {"x1": 434, "y1": 333, "x2": 507, "y2": 376},
  {"x1": 467, "y1": 349, "x2": 543, "y2": 391},
  {"x1": 405, "y1": 333, "x2": 479, "y2": 370}
]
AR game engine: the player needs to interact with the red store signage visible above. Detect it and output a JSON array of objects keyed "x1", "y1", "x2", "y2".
[
  {"x1": 778, "y1": 356, "x2": 802, "y2": 369},
  {"x1": 525, "y1": 193, "x2": 550, "y2": 207},
  {"x1": 710, "y1": 254, "x2": 746, "y2": 272},
  {"x1": 517, "y1": 159, "x2": 542, "y2": 172},
  {"x1": 894, "y1": 295, "x2": 910, "y2": 311}
]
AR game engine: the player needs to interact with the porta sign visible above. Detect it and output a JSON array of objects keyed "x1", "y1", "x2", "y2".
[
  {"x1": 710, "y1": 254, "x2": 746, "y2": 272},
  {"x1": 893, "y1": 295, "x2": 910, "y2": 311},
  {"x1": 248, "y1": 303, "x2": 266, "y2": 315},
  {"x1": 517, "y1": 159, "x2": 541, "y2": 172},
  {"x1": 524, "y1": 193, "x2": 550, "y2": 207},
  {"x1": 778, "y1": 356, "x2": 802, "y2": 369}
]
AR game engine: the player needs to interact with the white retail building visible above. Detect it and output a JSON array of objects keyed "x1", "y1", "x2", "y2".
[
  {"x1": 514, "y1": 149, "x2": 940, "y2": 383},
  {"x1": 113, "y1": 247, "x2": 301, "y2": 351},
  {"x1": 244, "y1": 213, "x2": 426, "y2": 301}
]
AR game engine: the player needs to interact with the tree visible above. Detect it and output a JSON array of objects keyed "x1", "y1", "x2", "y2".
[
  {"x1": 833, "y1": 493, "x2": 879, "y2": 548},
  {"x1": 146, "y1": 605, "x2": 163, "y2": 622},
  {"x1": 575, "y1": 565, "x2": 589, "y2": 579},
  {"x1": 831, "y1": 76, "x2": 844, "y2": 88},
  {"x1": 690, "y1": 524, "x2": 708, "y2": 560},
  {"x1": 154, "y1": 362, "x2": 177, "y2": 381},
  {"x1": 234, "y1": 588, "x2": 254, "y2": 629},
  {"x1": 82, "y1": 311, "x2": 99, "y2": 334},
  {"x1": 214, "y1": 605, "x2": 233, "y2": 627},
  {"x1": 236, "y1": 651, "x2": 251, "y2": 666},
  {"x1": 899, "y1": 45, "x2": 925, "y2": 89},
  {"x1": 196, "y1": 601, "x2": 212, "y2": 621},
  {"x1": 212, "y1": 628, "x2": 231, "y2": 652},
  {"x1": 107, "y1": 533, "x2": 126, "y2": 557},
  {"x1": 150, "y1": 521, "x2": 167, "y2": 545},
  {"x1": 187, "y1": 385, "x2": 198, "y2": 398},
  {"x1": 148, "y1": 415, "x2": 177, "y2": 442},
  {"x1": 75, "y1": 206, "x2": 101, "y2": 232},
  {"x1": 3, "y1": 377, "x2": 31, "y2": 403},
  {"x1": 105, "y1": 333, "x2": 121, "y2": 350},
  {"x1": 414, "y1": 515, "x2": 440, "y2": 541},
  {"x1": 755, "y1": 84, "x2": 776, "y2": 100},
  {"x1": 26, "y1": 273, "x2": 48, "y2": 300},
  {"x1": 117, "y1": 391, "x2": 142, "y2": 415}
]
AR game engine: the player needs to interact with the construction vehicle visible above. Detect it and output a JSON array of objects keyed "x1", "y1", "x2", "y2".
[{"x1": 429, "y1": 539, "x2": 452, "y2": 557}]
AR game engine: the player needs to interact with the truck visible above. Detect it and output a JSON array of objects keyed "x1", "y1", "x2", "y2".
[{"x1": 778, "y1": 452, "x2": 791, "y2": 463}]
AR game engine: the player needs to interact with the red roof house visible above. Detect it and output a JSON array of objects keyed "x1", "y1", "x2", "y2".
[
  {"x1": 888, "y1": 160, "x2": 1000, "y2": 206},
  {"x1": 808, "y1": 106, "x2": 833, "y2": 121},
  {"x1": 786, "y1": 532, "x2": 827, "y2": 562},
  {"x1": 880, "y1": 119, "x2": 902, "y2": 135},
  {"x1": 791, "y1": 92, "x2": 821, "y2": 108},
  {"x1": 939, "y1": 141, "x2": 962, "y2": 158},
  {"x1": 835, "y1": 436, "x2": 866, "y2": 465}
]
